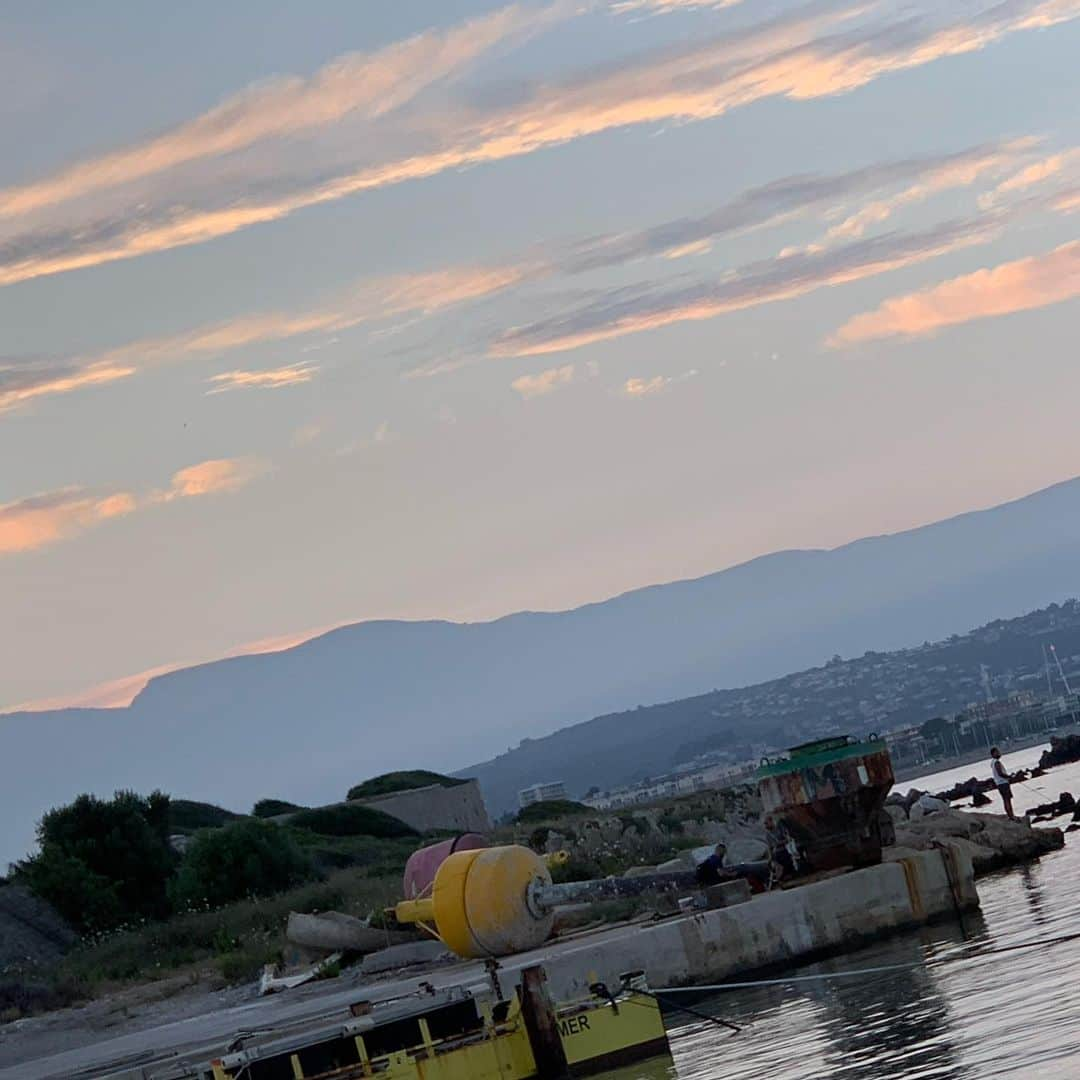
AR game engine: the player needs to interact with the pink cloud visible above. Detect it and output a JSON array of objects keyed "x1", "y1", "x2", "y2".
[
  {"x1": 0, "y1": 488, "x2": 136, "y2": 554},
  {"x1": 1, "y1": 457, "x2": 265, "y2": 556},
  {"x1": 829, "y1": 239, "x2": 1080, "y2": 345},
  {"x1": 511, "y1": 364, "x2": 575, "y2": 398},
  {"x1": 622, "y1": 375, "x2": 670, "y2": 396},
  {"x1": 162, "y1": 457, "x2": 265, "y2": 499}
]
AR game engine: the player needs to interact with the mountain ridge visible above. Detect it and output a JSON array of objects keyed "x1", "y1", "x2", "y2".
[{"x1": 4, "y1": 474, "x2": 1080, "y2": 867}]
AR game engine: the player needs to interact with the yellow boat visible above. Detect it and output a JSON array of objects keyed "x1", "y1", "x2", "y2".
[{"x1": 205, "y1": 971, "x2": 669, "y2": 1080}]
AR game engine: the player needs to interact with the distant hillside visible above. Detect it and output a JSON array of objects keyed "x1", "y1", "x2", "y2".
[
  {"x1": 461, "y1": 599, "x2": 1080, "y2": 809},
  {"x1": 5, "y1": 475, "x2": 1080, "y2": 864}
]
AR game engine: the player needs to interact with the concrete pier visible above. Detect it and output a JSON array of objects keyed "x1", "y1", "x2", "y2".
[
  {"x1": 515, "y1": 843, "x2": 977, "y2": 1002},
  {"x1": 0, "y1": 845, "x2": 977, "y2": 1079}
]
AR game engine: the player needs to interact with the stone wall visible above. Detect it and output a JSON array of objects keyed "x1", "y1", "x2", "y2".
[{"x1": 356, "y1": 780, "x2": 492, "y2": 834}]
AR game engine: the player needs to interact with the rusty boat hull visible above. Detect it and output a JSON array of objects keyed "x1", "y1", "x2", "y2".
[{"x1": 757, "y1": 736, "x2": 895, "y2": 872}]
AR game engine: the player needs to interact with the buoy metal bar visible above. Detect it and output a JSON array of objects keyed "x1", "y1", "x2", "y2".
[
  {"x1": 531, "y1": 868, "x2": 701, "y2": 911},
  {"x1": 394, "y1": 897, "x2": 436, "y2": 925}
]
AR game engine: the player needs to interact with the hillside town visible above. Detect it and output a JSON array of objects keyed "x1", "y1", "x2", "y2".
[{"x1": 548, "y1": 602, "x2": 1080, "y2": 810}]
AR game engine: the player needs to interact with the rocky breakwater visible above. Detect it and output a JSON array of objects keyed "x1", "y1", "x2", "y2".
[
  {"x1": 1040, "y1": 733, "x2": 1080, "y2": 769},
  {"x1": 884, "y1": 807, "x2": 1064, "y2": 875}
]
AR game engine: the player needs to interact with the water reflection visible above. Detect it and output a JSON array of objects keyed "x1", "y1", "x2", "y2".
[
  {"x1": 599, "y1": 759, "x2": 1080, "y2": 1080},
  {"x1": 1018, "y1": 864, "x2": 1049, "y2": 927},
  {"x1": 805, "y1": 933, "x2": 968, "y2": 1080}
]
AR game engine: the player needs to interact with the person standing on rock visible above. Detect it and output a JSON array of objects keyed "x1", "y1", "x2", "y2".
[{"x1": 990, "y1": 747, "x2": 1015, "y2": 820}]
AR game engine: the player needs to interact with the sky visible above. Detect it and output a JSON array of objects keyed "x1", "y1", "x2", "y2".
[{"x1": 2, "y1": 0, "x2": 1080, "y2": 713}]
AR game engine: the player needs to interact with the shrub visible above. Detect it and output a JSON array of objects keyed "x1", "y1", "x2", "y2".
[
  {"x1": 252, "y1": 799, "x2": 308, "y2": 819},
  {"x1": 289, "y1": 804, "x2": 417, "y2": 839},
  {"x1": 15, "y1": 791, "x2": 175, "y2": 933},
  {"x1": 549, "y1": 855, "x2": 603, "y2": 883},
  {"x1": 516, "y1": 799, "x2": 591, "y2": 824},
  {"x1": 171, "y1": 820, "x2": 314, "y2": 911},
  {"x1": 346, "y1": 771, "x2": 466, "y2": 801},
  {"x1": 528, "y1": 827, "x2": 551, "y2": 852},
  {"x1": 0, "y1": 975, "x2": 83, "y2": 1021},
  {"x1": 617, "y1": 815, "x2": 649, "y2": 837},
  {"x1": 284, "y1": 831, "x2": 418, "y2": 876},
  {"x1": 656, "y1": 811, "x2": 685, "y2": 834},
  {"x1": 14, "y1": 849, "x2": 123, "y2": 935}
]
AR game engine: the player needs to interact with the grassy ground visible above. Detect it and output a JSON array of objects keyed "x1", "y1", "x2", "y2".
[{"x1": 1, "y1": 865, "x2": 407, "y2": 1022}]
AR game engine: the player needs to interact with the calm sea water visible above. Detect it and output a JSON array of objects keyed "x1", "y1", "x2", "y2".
[{"x1": 602, "y1": 745, "x2": 1080, "y2": 1080}]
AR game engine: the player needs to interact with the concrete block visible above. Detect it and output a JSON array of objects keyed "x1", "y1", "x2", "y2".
[
  {"x1": 704, "y1": 880, "x2": 751, "y2": 909},
  {"x1": 286, "y1": 912, "x2": 413, "y2": 954},
  {"x1": 359, "y1": 940, "x2": 450, "y2": 974}
]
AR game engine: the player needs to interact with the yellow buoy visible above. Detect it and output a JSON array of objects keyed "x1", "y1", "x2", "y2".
[{"x1": 395, "y1": 845, "x2": 556, "y2": 958}]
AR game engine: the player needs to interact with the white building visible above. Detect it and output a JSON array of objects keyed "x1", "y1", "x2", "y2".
[{"x1": 518, "y1": 781, "x2": 567, "y2": 808}]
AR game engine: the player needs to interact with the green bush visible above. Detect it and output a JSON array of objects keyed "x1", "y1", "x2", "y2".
[
  {"x1": 171, "y1": 820, "x2": 314, "y2": 911},
  {"x1": 289, "y1": 804, "x2": 417, "y2": 839},
  {"x1": 169, "y1": 800, "x2": 242, "y2": 835},
  {"x1": 15, "y1": 849, "x2": 123, "y2": 934},
  {"x1": 15, "y1": 791, "x2": 175, "y2": 933},
  {"x1": 528, "y1": 827, "x2": 551, "y2": 852},
  {"x1": 252, "y1": 799, "x2": 308, "y2": 818},
  {"x1": 549, "y1": 854, "x2": 603, "y2": 883},
  {"x1": 515, "y1": 799, "x2": 591, "y2": 824},
  {"x1": 346, "y1": 770, "x2": 466, "y2": 801}
]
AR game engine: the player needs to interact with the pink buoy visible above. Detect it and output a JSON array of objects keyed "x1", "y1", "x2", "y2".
[{"x1": 403, "y1": 833, "x2": 488, "y2": 898}]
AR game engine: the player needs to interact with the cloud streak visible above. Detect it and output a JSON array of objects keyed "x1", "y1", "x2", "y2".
[
  {"x1": 0, "y1": 137, "x2": 1062, "y2": 413},
  {"x1": 829, "y1": 239, "x2": 1080, "y2": 345},
  {"x1": 0, "y1": 457, "x2": 265, "y2": 555},
  {"x1": 206, "y1": 362, "x2": 318, "y2": 393},
  {"x1": 2, "y1": 0, "x2": 1076, "y2": 285},
  {"x1": 491, "y1": 214, "x2": 1003, "y2": 357},
  {"x1": 1, "y1": 264, "x2": 524, "y2": 413},
  {"x1": 561, "y1": 140, "x2": 1030, "y2": 272},
  {"x1": 0, "y1": 3, "x2": 563, "y2": 222},
  {"x1": 612, "y1": 0, "x2": 743, "y2": 14}
]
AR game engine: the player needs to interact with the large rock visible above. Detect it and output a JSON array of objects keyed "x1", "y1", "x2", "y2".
[
  {"x1": 894, "y1": 810, "x2": 1064, "y2": 875},
  {"x1": 909, "y1": 795, "x2": 949, "y2": 821},
  {"x1": 0, "y1": 885, "x2": 77, "y2": 972}
]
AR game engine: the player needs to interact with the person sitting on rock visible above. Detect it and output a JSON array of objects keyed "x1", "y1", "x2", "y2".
[{"x1": 990, "y1": 747, "x2": 1015, "y2": 820}]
